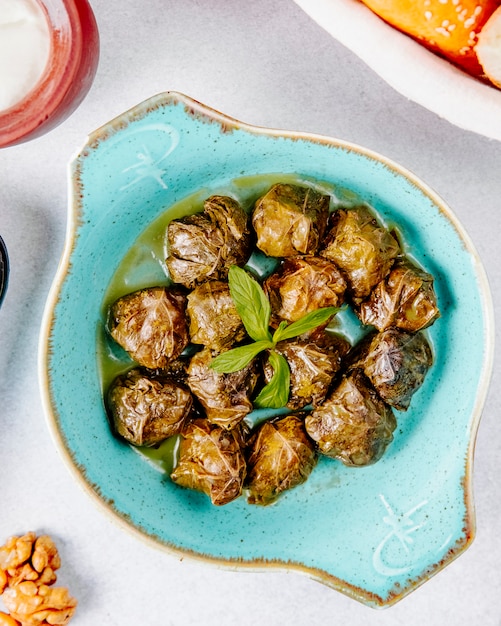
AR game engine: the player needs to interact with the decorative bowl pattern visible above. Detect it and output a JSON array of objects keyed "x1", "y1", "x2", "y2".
[{"x1": 39, "y1": 92, "x2": 494, "y2": 607}]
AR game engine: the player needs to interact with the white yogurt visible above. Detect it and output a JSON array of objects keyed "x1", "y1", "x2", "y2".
[{"x1": 0, "y1": 0, "x2": 51, "y2": 112}]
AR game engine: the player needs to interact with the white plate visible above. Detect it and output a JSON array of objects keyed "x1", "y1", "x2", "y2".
[{"x1": 293, "y1": 0, "x2": 501, "y2": 141}]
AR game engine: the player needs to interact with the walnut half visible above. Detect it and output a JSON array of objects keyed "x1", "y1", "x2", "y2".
[
  {"x1": 0, "y1": 534, "x2": 60, "y2": 592},
  {"x1": 3, "y1": 582, "x2": 77, "y2": 626},
  {"x1": 0, "y1": 533, "x2": 76, "y2": 626}
]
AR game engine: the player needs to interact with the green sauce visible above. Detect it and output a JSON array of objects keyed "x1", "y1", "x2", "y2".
[{"x1": 134, "y1": 435, "x2": 181, "y2": 475}]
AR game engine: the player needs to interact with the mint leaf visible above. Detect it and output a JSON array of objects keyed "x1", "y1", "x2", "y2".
[
  {"x1": 210, "y1": 339, "x2": 273, "y2": 373},
  {"x1": 272, "y1": 307, "x2": 340, "y2": 343},
  {"x1": 228, "y1": 265, "x2": 272, "y2": 342},
  {"x1": 254, "y1": 350, "x2": 290, "y2": 409}
]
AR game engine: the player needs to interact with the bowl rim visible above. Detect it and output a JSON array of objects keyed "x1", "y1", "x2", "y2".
[{"x1": 38, "y1": 91, "x2": 496, "y2": 607}]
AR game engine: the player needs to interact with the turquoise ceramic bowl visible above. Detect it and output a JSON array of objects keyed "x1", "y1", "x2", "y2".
[{"x1": 39, "y1": 92, "x2": 494, "y2": 608}]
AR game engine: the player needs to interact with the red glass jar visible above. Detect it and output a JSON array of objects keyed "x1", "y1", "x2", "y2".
[{"x1": 0, "y1": 0, "x2": 99, "y2": 148}]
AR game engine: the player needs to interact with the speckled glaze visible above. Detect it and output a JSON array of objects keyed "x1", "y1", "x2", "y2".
[{"x1": 39, "y1": 92, "x2": 494, "y2": 608}]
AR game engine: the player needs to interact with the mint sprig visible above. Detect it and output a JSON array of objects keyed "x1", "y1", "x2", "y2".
[{"x1": 210, "y1": 266, "x2": 340, "y2": 409}]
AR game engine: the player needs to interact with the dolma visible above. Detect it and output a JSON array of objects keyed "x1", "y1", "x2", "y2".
[
  {"x1": 107, "y1": 368, "x2": 193, "y2": 446},
  {"x1": 351, "y1": 328, "x2": 433, "y2": 411},
  {"x1": 166, "y1": 195, "x2": 252, "y2": 288},
  {"x1": 186, "y1": 280, "x2": 246, "y2": 351},
  {"x1": 108, "y1": 287, "x2": 189, "y2": 369},
  {"x1": 357, "y1": 258, "x2": 440, "y2": 332},
  {"x1": 320, "y1": 205, "x2": 400, "y2": 300},
  {"x1": 264, "y1": 255, "x2": 346, "y2": 325},
  {"x1": 305, "y1": 369, "x2": 396, "y2": 466},
  {"x1": 246, "y1": 414, "x2": 317, "y2": 505},
  {"x1": 252, "y1": 183, "x2": 330, "y2": 257},
  {"x1": 263, "y1": 329, "x2": 351, "y2": 410},
  {"x1": 171, "y1": 419, "x2": 247, "y2": 505},
  {"x1": 187, "y1": 347, "x2": 259, "y2": 429}
]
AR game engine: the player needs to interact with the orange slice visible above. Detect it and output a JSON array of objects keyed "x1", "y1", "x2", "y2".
[{"x1": 359, "y1": 0, "x2": 500, "y2": 77}]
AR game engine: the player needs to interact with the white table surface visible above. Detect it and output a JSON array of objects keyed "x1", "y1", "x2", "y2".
[{"x1": 1, "y1": 1, "x2": 500, "y2": 624}]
